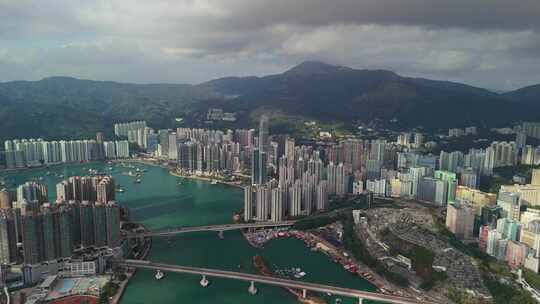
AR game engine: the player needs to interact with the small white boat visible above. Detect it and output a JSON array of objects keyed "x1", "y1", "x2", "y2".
[
  {"x1": 134, "y1": 178, "x2": 141, "y2": 184},
  {"x1": 155, "y1": 270, "x2": 165, "y2": 280},
  {"x1": 211, "y1": 180, "x2": 218, "y2": 185},
  {"x1": 294, "y1": 271, "x2": 307, "y2": 279}
]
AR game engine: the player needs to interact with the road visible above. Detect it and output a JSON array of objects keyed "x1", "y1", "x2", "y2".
[
  {"x1": 128, "y1": 221, "x2": 296, "y2": 238},
  {"x1": 115, "y1": 259, "x2": 439, "y2": 304}
]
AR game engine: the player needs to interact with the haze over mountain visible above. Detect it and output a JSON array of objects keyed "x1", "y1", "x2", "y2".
[{"x1": 0, "y1": 61, "x2": 538, "y2": 141}]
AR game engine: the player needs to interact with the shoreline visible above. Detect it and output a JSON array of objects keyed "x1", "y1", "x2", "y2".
[
  {"x1": 168, "y1": 170, "x2": 245, "y2": 189},
  {"x1": 242, "y1": 229, "x2": 406, "y2": 297},
  {"x1": 114, "y1": 157, "x2": 247, "y2": 190},
  {"x1": 0, "y1": 160, "x2": 105, "y2": 175},
  {"x1": 1, "y1": 157, "x2": 247, "y2": 190},
  {"x1": 112, "y1": 225, "x2": 152, "y2": 304},
  {"x1": 252, "y1": 255, "x2": 326, "y2": 304}
]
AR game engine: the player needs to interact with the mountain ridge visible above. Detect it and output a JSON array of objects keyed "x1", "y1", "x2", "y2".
[{"x1": 0, "y1": 61, "x2": 538, "y2": 141}]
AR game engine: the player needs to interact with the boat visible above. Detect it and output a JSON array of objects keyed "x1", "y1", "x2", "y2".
[
  {"x1": 116, "y1": 188, "x2": 125, "y2": 193},
  {"x1": 294, "y1": 271, "x2": 307, "y2": 279},
  {"x1": 134, "y1": 178, "x2": 141, "y2": 184},
  {"x1": 155, "y1": 270, "x2": 164, "y2": 280},
  {"x1": 292, "y1": 268, "x2": 307, "y2": 279},
  {"x1": 211, "y1": 179, "x2": 218, "y2": 185}
]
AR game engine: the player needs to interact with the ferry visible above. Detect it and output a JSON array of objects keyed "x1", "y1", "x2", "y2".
[{"x1": 155, "y1": 270, "x2": 165, "y2": 280}]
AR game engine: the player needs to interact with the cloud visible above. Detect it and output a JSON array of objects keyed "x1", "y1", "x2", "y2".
[{"x1": 0, "y1": 0, "x2": 539, "y2": 90}]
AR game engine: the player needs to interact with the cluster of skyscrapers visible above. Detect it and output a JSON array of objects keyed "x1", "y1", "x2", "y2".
[
  {"x1": 245, "y1": 116, "x2": 335, "y2": 222},
  {"x1": 364, "y1": 129, "x2": 540, "y2": 206},
  {"x1": 439, "y1": 169, "x2": 540, "y2": 273},
  {"x1": 172, "y1": 128, "x2": 256, "y2": 173},
  {"x1": 114, "y1": 121, "x2": 147, "y2": 138},
  {"x1": 1, "y1": 137, "x2": 129, "y2": 169},
  {"x1": 0, "y1": 177, "x2": 121, "y2": 267}
]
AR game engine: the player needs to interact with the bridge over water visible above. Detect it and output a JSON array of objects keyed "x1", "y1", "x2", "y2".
[
  {"x1": 126, "y1": 221, "x2": 296, "y2": 238},
  {"x1": 115, "y1": 259, "x2": 437, "y2": 304}
]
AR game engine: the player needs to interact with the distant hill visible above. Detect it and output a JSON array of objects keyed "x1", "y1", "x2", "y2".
[
  {"x1": 0, "y1": 77, "x2": 216, "y2": 140},
  {"x1": 502, "y1": 84, "x2": 540, "y2": 105},
  {"x1": 0, "y1": 62, "x2": 538, "y2": 141},
  {"x1": 197, "y1": 61, "x2": 537, "y2": 129}
]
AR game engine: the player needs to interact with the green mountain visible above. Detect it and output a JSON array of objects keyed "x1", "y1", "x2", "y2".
[
  {"x1": 0, "y1": 76, "x2": 216, "y2": 140},
  {"x1": 0, "y1": 62, "x2": 538, "y2": 141},
  {"x1": 199, "y1": 61, "x2": 537, "y2": 129},
  {"x1": 502, "y1": 84, "x2": 540, "y2": 105}
]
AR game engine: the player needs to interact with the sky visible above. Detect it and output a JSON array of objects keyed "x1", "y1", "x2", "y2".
[{"x1": 1, "y1": 0, "x2": 540, "y2": 91}]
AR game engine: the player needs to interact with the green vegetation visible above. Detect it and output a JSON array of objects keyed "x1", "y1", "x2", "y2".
[
  {"x1": 523, "y1": 269, "x2": 540, "y2": 290},
  {"x1": 99, "y1": 281, "x2": 120, "y2": 304},
  {"x1": 293, "y1": 195, "x2": 369, "y2": 230},
  {"x1": 2, "y1": 62, "x2": 539, "y2": 142},
  {"x1": 447, "y1": 287, "x2": 489, "y2": 304},
  {"x1": 479, "y1": 175, "x2": 508, "y2": 194},
  {"x1": 432, "y1": 214, "x2": 491, "y2": 261},
  {"x1": 340, "y1": 212, "x2": 410, "y2": 287},
  {"x1": 0, "y1": 77, "x2": 216, "y2": 142},
  {"x1": 409, "y1": 246, "x2": 445, "y2": 290},
  {"x1": 431, "y1": 213, "x2": 537, "y2": 303},
  {"x1": 293, "y1": 214, "x2": 340, "y2": 230},
  {"x1": 294, "y1": 209, "x2": 410, "y2": 287},
  {"x1": 494, "y1": 164, "x2": 540, "y2": 180},
  {"x1": 480, "y1": 164, "x2": 540, "y2": 193},
  {"x1": 382, "y1": 226, "x2": 446, "y2": 290},
  {"x1": 483, "y1": 274, "x2": 536, "y2": 304}
]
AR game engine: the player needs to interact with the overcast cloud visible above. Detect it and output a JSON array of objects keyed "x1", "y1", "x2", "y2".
[{"x1": 1, "y1": 0, "x2": 540, "y2": 90}]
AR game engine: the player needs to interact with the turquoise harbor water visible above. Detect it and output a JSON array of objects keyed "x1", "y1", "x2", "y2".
[{"x1": 0, "y1": 162, "x2": 377, "y2": 304}]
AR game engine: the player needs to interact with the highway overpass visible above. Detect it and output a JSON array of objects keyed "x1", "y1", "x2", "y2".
[
  {"x1": 127, "y1": 221, "x2": 296, "y2": 238},
  {"x1": 115, "y1": 259, "x2": 437, "y2": 304}
]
